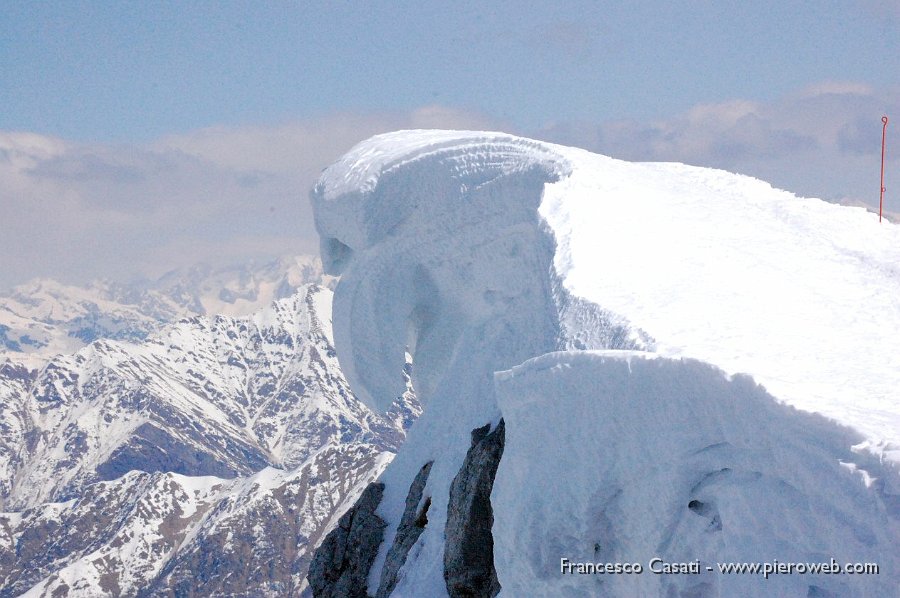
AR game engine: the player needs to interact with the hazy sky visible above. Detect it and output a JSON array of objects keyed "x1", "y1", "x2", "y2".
[{"x1": 1, "y1": 1, "x2": 899, "y2": 288}]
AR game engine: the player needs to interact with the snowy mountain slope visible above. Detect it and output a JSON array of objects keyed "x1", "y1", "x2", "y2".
[
  {"x1": 3, "y1": 285, "x2": 399, "y2": 509},
  {"x1": 308, "y1": 130, "x2": 899, "y2": 597},
  {"x1": 8, "y1": 450, "x2": 389, "y2": 598},
  {"x1": 0, "y1": 254, "x2": 327, "y2": 368},
  {"x1": 0, "y1": 284, "x2": 418, "y2": 596},
  {"x1": 152, "y1": 254, "x2": 332, "y2": 318},
  {"x1": 0, "y1": 363, "x2": 33, "y2": 502},
  {"x1": 539, "y1": 157, "x2": 900, "y2": 463},
  {"x1": 0, "y1": 278, "x2": 184, "y2": 369}
]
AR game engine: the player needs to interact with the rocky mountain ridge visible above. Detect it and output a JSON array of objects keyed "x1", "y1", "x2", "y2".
[{"x1": 0, "y1": 283, "x2": 418, "y2": 596}]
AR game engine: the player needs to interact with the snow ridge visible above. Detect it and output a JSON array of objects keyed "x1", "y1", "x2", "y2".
[{"x1": 311, "y1": 130, "x2": 900, "y2": 597}]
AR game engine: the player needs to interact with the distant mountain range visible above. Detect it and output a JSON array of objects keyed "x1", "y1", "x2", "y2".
[
  {"x1": 0, "y1": 259, "x2": 418, "y2": 597},
  {"x1": 0, "y1": 255, "x2": 332, "y2": 368}
]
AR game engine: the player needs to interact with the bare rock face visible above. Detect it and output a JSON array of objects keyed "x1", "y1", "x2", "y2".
[
  {"x1": 375, "y1": 461, "x2": 433, "y2": 598},
  {"x1": 443, "y1": 420, "x2": 505, "y2": 598},
  {"x1": 308, "y1": 482, "x2": 387, "y2": 598},
  {"x1": 308, "y1": 420, "x2": 506, "y2": 598}
]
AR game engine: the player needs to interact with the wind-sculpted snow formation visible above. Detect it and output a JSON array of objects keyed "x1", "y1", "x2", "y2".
[{"x1": 310, "y1": 130, "x2": 900, "y2": 597}]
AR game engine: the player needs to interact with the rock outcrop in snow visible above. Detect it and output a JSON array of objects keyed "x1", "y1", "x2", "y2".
[
  {"x1": 376, "y1": 460, "x2": 433, "y2": 598},
  {"x1": 309, "y1": 130, "x2": 900, "y2": 597},
  {"x1": 308, "y1": 482, "x2": 388, "y2": 598},
  {"x1": 443, "y1": 420, "x2": 504, "y2": 598}
]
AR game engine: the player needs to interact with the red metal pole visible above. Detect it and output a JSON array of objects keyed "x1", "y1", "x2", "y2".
[{"x1": 880, "y1": 116, "x2": 888, "y2": 223}]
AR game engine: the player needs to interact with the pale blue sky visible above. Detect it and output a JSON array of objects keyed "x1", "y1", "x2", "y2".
[
  {"x1": 1, "y1": 1, "x2": 899, "y2": 287},
  {"x1": 2, "y1": 1, "x2": 897, "y2": 139}
]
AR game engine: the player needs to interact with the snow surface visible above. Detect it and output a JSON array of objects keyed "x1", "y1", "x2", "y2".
[
  {"x1": 312, "y1": 130, "x2": 900, "y2": 596},
  {"x1": 494, "y1": 351, "x2": 897, "y2": 597},
  {"x1": 539, "y1": 157, "x2": 900, "y2": 464}
]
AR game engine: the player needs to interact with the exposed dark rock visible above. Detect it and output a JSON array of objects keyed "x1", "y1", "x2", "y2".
[
  {"x1": 375, "y1": 461, "x2": 433, "y2": 598},
  {"x1": 443, "y1": 419, "x2": 505, "y2": 598},
  {"x1": 96, "y1": 422, "x2": 266, "y2": 481},
  {"x1": 0, "y1": 325, "x2": 23, "y2": 353},
  {"x1": 0, "y1": 361, "x2": 35, "y2": 382},
  {"x1": 140, "y1": 446, "x2": 385, "y2": 598},
  {"x1": 308, "y1": 482, "x2": 387, "y2": 598}
]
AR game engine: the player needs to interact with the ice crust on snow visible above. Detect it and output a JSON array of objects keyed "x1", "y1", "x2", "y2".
[{"x1": 312, "y1": 130, "x2": 900, "y2": 596}]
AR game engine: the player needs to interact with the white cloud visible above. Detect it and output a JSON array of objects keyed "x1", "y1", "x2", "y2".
[
  {"x1": 3, "y1": 89, "x2": 898, "y2": 290},
  {"x1": 538, "y1": 83, "x2": 900, "y2": 209},
  {"x1": 0, "y1": 107, "x2": 498, "y2": 289},
  {"x1": 794, "y1": 81, "x2": 875, "y2": 98}
]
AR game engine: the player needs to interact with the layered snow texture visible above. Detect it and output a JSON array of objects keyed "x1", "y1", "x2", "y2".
[
  {"x1": 494, "y1": 352, "x2": 897, "y2": 597},
  {"x1": 0, "y1": 284, "x2": 418, "y2": 596},
  {"x1": 312, "y1": 130, "x2": 900, "y2": 597}
]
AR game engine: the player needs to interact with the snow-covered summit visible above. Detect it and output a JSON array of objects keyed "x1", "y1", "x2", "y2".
[
  {"x1": 310, "y1": 130, "x2": 899, "y2": 597},
  {"x1": 314, "y1": 129, "x2": 900, "y2": 464}
]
